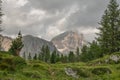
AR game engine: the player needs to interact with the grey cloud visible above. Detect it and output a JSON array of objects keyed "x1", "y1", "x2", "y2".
[{"x1": 1, "y1": 0, "x2": 120, "y2": 41}]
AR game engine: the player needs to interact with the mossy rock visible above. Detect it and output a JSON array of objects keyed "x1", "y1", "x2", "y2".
[{"x1": 92, "y1": 67, "x2": 112, "y2": 75}]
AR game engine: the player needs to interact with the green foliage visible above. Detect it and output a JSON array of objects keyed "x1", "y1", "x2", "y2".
[
  {"x1": 0, "y1": 52, "x2": 26, "y2": 71},
  {"x1": 80, "y1": 45, "x2": 89, "y2": 62},
  {"x1": 0, "y1": 51, "x2": 120, "y2": 80},
  {"x1": 92, "y1": 67, "x2": 112, "y2": 75},
  {"x1": 50, "y1": 50, "x2": 57, "y2": 63},
  {"x1": 40, "y1": 45, "x2": 51, "y2": 63},
  {"x1": 80, "y1": 41, "x2": 102, "y2": 62},
  {"x1": 68, "y1": 51, "x2": 75, "y2": 62},
  {"x1": 96, "y1": 0, "x2": 120, "y2": 54},
  {"x1": 33, "y1": 53, "x2": 37, "y2": 60},
  {"x1": 9, "y1": 31, "x2": 24, "y2": 56},
  {"x1": 23, "y1": 52, "x2": 26, "y2": 60},
  {"x1": 23, "y1": 71, "x2": 41, "y2": 79},
  {"x1": 28, "y1": 53, "x2": 32, "y2": 60},
  {"x1": 12, "y1": 56, "x2": 26, "y2": 68},
  {"x1": 76, "y1": 47, "x2": 80, "y2": 62}
]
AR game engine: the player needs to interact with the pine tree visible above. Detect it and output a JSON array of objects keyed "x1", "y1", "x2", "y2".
[
  {"x1": 68, "y1": 51, "x2": 75, "y2": 62},
  {"x1": 33, "y1": 53, "x2": 37, "y2": 60},
  {"x1": 38, "y1": 53, "x2": 42, "y2": 60},
  {"x1": 56, "y1": 53, "x2": 60, "y2": 62},
  {"x1": 28, "y1": 53, "x2": 32, "y2": 60},
  {"x1": 9, "y1": 31, "x2": 24, "y2": 56},
  {"x1": 50, "y1": 50, "x2": 56, "y2": 64},
  {"x1": 45, "y1": 45, "x2": 50, "y2": 62},
  {"x1": 88, "y1": 41, "x2": 102, "y2": 60},
  {"x1": 97, "y1": 0, "x2": 120, "y2": 55},
  {"x1": 80, "y1": 45, "x2": 89, "y2": 62},
  {"x1": 23, "y1": 52, "x2": 26, "y2": 59},
  {"x1": 40, "y1": 45, "x2": 45, "y2": 61},
  {"x1": 76, "y1": 47, "x2": 80, "y2": 62}
]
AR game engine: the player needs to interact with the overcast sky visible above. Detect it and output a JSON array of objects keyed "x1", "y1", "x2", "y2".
[{"x1": 1, "y1": 0, "x2": 120, "y2": 42}]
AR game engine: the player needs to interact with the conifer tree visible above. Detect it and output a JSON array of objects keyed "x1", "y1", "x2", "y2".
[
  {"x1": 40, "y1": 45, "x2": 45, "y2": 61},
  {"x1": 38, "y1": 53, "x2": 42, "y2": 60},
  {"x1": 50, "y1": 50, "x2": 56, "y2": 64},
  {"x1": 80, "y1": 45, "x2": 89, "y2": 62},
  {"x1": 9, "y1": 31, "x2": 24, "y2": 56},
  {"x1": 68, "y1": 51, "x2": 75, "y2": 62},
  {"x1": 97, "y1": 0, "x2": 120, "y2": 54},
  {"x1": 33, "y1": 53, "x2": 37, "y2": 60},
  {"x1": 45, "y1": 45, "x2": 50, "y2": 62},
  {"x1": 23, "y1": 52, "x2": 26, "y2": 59},
  {"x1": 28, "y1": 53, "x2": 32, "y2": 60},
  {"x1": 76, "y1": 47, "x2": 80, "y2": 62}
]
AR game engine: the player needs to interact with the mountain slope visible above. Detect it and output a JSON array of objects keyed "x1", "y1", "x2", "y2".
[
  {"x1": 0, "y1": 51, "x2": 120, "y2": 80},
  {"x1": 20, "y1": 35, "x2": 58, "y2": 58},
  {"x1": 0, "y1": 35, "x2": 58, "y2": 58},
  {"x1": 51, "y1": 31, "x2": 87, "y2": 54}
]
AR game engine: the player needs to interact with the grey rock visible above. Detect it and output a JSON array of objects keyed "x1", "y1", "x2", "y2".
[
  {"x1": 51, "y1": 30, "x2": 87, "y2": 54},
  {"x1": 65, "y1": 68, "x2": 79, "y2": 79},
  {"x1": 0, "y1": 35, "x2": 12, "y2": 51},
  {"x1": 110, "y1": 55, "x2": 120, "y2": 63},
  {"x1": 20, "y1": 35, "x2": 58, "y2": 58}
]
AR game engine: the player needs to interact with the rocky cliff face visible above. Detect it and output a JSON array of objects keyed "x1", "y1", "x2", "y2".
[
  {"x1": 0, "y1": 35, "x2": 58, "y2": 58},
  {"x1": 51, "y1": 31, "x2": 87, "y2": 54},
  {"x1": 0, "y1": 35, "x2": 12, "y2": 51},
  {"x1": 20, "y1": 35, "x2": 58, "y2": 58}
]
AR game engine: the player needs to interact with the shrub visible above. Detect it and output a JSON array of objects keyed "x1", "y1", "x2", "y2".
[
  {"x1": 92, "y1": 67, "x2": 112, "y2": 75},
  {"x1": 0, "y1": 63, "x2": 14, "y2": 71},
  {"x1": 12, "y1": 56, "x2": 26, "y2": 69},
  {"x1": 23, "y1": 71, "x2": 41, "y2": 79},
  {"x1": 72, "y1": 68, "x2": 90, "y2": 78}
]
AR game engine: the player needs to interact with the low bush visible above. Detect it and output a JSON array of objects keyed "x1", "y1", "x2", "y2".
[
  {"x1": 12, "y1": 56, "x2": 26, "y2": 69},
  {"x1": 92, "y1": 67, "x2": 112, "y2": 75}
]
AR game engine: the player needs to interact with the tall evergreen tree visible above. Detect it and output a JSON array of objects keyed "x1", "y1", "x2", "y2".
[
  {"x1": 33, "y1": 53, "x2": 37, "y2": 60},
  {"x1": 45, "y1": 45, "x2": 50, "y2": 62},
  {"x1": 40, "y1": 45, "x2": 45, "y2": 61},
  {"x1": 87, "y1": 41, "x2": 102, "y2": 61},
  {"x1": 50, "y1": 50, "x2": 57, "y2": 64},
  {"x1": 68, "y1": 51, "x2": 75, "y2": 62},
  {"x1": 76, "y1": 47, "x2": 80, "y2": 61},
  {"x1": 9, "y1": 31, "x2": 24, "y2": 56},
  {"x1": 80, "y1": 45, "x2": 89, "y2": 62},
  {"x1": 23, "y1": 52, "x2": 26, "y2": 59},
  {"x1": 38, "y1": 53, "x2": 42, "y2": 60},
  {"x1": 97, "y1": 0, "x2": 120, "y2": 54},
  {"x1": 28, "y1": 53, "x2": 32, "y2": 60}
]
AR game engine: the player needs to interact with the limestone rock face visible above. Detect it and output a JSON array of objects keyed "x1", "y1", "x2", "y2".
[
  {"x1": 0, "y1": 35, "x2": 12, "y2": 51},
  {"x1": 0, "y1": 35, "x2": 58, "y2": 58},
  {"x1": 20, "y1": 35, "x2": 58, "y2": 58},
  {"x1": 51, "y1": 31, "x2": 87, "y2": 54}
]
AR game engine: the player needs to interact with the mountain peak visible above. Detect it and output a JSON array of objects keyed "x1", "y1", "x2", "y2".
[{"x1": 51, "y1": 30, "x2": 87, "y2": 54}]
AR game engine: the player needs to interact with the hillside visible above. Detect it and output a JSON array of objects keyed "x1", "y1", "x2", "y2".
[{"x1": 0, "y1": 51, "x2": 120, "y2": 80}]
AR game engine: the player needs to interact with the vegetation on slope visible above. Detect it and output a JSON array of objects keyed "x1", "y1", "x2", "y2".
[{"x1": 0, "y1": 51, "x2": 120, "y2": 80}]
